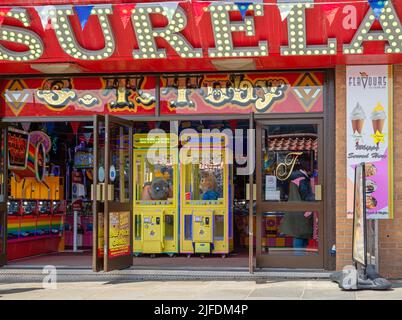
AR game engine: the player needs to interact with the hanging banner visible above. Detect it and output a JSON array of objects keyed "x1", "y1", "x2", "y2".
[{"x1": 346, "y1": 65, "x2": 393, "y2": 219}]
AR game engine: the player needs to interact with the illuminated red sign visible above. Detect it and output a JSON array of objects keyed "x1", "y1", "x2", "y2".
[{"x1": 0, "y1": 1, "x2": 401, "y2": 74}]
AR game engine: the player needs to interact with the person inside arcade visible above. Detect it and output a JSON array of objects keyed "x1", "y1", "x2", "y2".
[{"x1": 279, "y1": 155, "x2": 316, "y2": 250}]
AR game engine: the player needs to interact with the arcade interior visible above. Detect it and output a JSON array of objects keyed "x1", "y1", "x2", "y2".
[
  {"x1": 5, "y1": 118, "x2": 319, "y2": 269},
  {"x1": 6, "y1": 119, "x2": 253, "y2": 269}
]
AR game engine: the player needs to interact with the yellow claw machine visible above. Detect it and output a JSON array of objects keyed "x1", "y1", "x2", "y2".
[
  {"x1": 180, "y1": 133, "x2": 233, "y2": 257},
  {"x1": 133, "y1": 133, "x2": 179, "y2": 257}
]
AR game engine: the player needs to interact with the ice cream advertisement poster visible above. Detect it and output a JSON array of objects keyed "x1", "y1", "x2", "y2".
[{"x1": 346, "y1": 65, "x2": 393, "y2": 219}]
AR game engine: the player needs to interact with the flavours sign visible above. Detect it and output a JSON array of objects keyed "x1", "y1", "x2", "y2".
[{"x1": 346, "y1": 65, "x2": 393, "y2": 219}]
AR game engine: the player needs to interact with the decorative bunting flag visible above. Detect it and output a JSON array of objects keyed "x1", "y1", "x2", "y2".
[
  {"x1": 0, "y1": 8, "x2": 11, "y2": 27},
  {"x1": 163, "y1": 2, "x2": 179, "y2": 21},
  {"x1": 74, "y1": 5, "x2": 94, "y2": 30},
  {"x1": 22, "y1": 122, "x2": 31, "y2": 132},
  {"x1": 35, "y1": 6, "x2": 56, "y2": 30},
  {"x1": 147, "y1": 122, "x2": 156, "y2": 130},
  {"x1": 322, "y1": 4, "x2": 340, "y2": 26},
  {"x1": 368, "y1": 0, "x2": 386, "y2": 20},
  {"x1": 277, "y1": 3, "x2": 295, "y2": 21},
  {"x1": 235, "y1": 2, "x2": 252, "y2": 19},
  {"x1": 192, "y1": 1, "x2": 211, "y2": 27},
  {"x1": 229, "y1": 120, "x2": 238, "y2": 130},
  {"x1": 83, "y1": 132, "x2": 92, "y2": 143},
  {"x1": 70, "y1": 122, "x2": 81, "y2": 135},
  {"x1": 115, "y1": 3, "x2": 136, "y2": 29}
]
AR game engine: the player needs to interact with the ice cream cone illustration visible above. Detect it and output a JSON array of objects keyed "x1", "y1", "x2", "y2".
[
  {"x1": 350, "y1": 103, "x2": 366, "y2": 143},
  {"x1": 352, "y1": 119, "x2": 365, "y2": 134},
  {"x1": 370, "y1": 102, "x2": 386, "y2": 146}
]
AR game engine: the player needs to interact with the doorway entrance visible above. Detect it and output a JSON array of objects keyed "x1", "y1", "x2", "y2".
[
  {"x1": 255, "y1": 119, "x2": 325, "y2": 269},
  {"x1": 92, "y1": 117, "x2": 252, "y2": 271},
  {"x1": 93, "y1": 115, "x2": 133, "y2": 272}
]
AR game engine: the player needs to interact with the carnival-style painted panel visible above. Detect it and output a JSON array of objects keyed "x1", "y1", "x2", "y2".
[
  {"x1": 0, "y1": 76, "x2": 156, "y2": 117},
  {"x1": 160, "y1": 72, "x2": 324, "y2": 114}
]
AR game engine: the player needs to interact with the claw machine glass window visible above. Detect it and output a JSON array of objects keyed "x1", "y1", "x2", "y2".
[
  {"x1": 180, "y1": 133, "x2": 232, "y2": 256},
  {"x1": 133, "y1": 133, "x2": 178, "y2": 256}
]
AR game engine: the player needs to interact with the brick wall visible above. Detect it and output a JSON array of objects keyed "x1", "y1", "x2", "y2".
[{"x1": 335, "y1": 65, "x2": 402, "y2": 279}]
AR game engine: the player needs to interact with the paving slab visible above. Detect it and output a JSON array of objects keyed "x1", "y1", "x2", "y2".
[
  {"x1": 248, "y1": 287, "x2": 304, "y2": 299},
  {"x1": 0, "y1": 280, "x2": 401, "y2": 300},
  {"x1": 302, "y1": 289, "x2": 356, "y2": 300}
]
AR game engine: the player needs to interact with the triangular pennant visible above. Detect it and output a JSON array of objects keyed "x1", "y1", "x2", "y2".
[
  {"x1": 70, "y1": 122, "x2": 81, "y2": 135},
  {"x1": 35, "y1": 6, "x2": 56, "y2": 30},
  {"x1": 322, "y1": 4, "x2": 340, "y2": 26},
  {"x1": 235, "y1": 2, "x2": 252, "y2": 20},
  {"x1": 22, "y1": 122, "x2": 31, "y2": 132},
  {"x1": 115, "y1": 3, "x2": 136, "y2": 29},
  {"x1": 83, "y1": 132, "x2": 92, "y2": 143},
  {"x1": 277, "y1": 3, "x2": 294, "y2": 21},
  {"x1": 326, "y1": 8, "x2": 339, "y2": 26},
  {"x1": 192, "y1": 1, "x2": 211, "y2": 27},
  {"x1": 368, "y1": 0, "x2": 386, "y2": 20},
  {"x1": 163, "y1": 2, "x2": 179, "y2": 21},
  {"x1": 74, "y1": 5, "x2": 94, "y2": 30},
  {"x1": 0, "y1": 8, "x2": 11, "y2": 26}
]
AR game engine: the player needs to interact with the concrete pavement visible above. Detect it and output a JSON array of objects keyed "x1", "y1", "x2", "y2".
[{"x1": 0, "y1": 279, "x2": 401, "y2": 300}]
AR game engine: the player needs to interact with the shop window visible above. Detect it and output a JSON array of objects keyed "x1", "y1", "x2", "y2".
[
  {"x1": 261, "y1": 212, "x2": 319, "y2": 256},
  {"x1": 109, "y1": 123, "x2": 130, "y2": 203},
  {"x1": 261, "y1": 124, "x2": 319, "y2": 202},
  {"x1": 134, "y1": 153, "x2": 175, "y2": 205},
  {"x1": 183, "y1": 149, "x2": 224, "y2": 203}
]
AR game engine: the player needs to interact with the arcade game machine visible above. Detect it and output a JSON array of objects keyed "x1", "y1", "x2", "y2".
[
  {"x1": 7, "y1": 127, "x2": 66, "y2": 260},
  {"x1": 64, "y1": 142, "x2": 94, "y2": 249},
  {"x1": 133, "y1": 133, "x2": 179, "y2": 257},
  {"x1": 180, "y1": 133, "x2": 233, "y2": 257}
]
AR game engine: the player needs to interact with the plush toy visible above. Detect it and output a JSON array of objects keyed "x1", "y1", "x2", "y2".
[
  {"x1": 141, "y1": 177, "x2": 170, "y2": 200},
  {"x1": 141, "y1": 165, "x2": 174, "y2": 200},
  {"x1": 200, "y1": 170, "x2": 220, "y2": 200}
]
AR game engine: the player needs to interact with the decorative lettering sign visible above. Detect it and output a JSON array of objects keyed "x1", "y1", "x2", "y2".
[
  {"x1": 0, "y1": 76, "x2": 156, "y2": 117},
  {"x1": 161, "y1": 72, "x2": 324, "y2": 114},
  {"x1": 0, "y1": 1, "x2": 401, "y2": 64},
  {"x1": 1, "y1": 72, "x2": 323, "y2": 116},
  {"x1": 346, "y1": 65, "x2": 393, "y2": 219}
]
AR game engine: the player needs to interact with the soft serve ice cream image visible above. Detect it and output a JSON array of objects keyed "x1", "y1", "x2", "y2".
[
  {"x1": 371, "y1": 102, "x2": 387, "y2": 135},
  {"x1": 350, "y1": 102, "x2": 366, "y2": 136}
]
